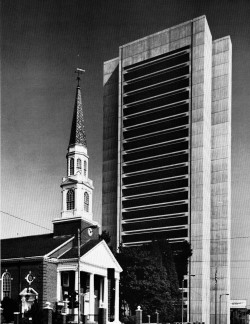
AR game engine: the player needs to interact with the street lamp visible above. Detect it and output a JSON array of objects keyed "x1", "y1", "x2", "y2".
[
  {"x1": 78, "y1": 225, "x2": 98, "y2": 324},
  {"x1": 219, "y1": 293, "x2": 229, "y2": 324}
]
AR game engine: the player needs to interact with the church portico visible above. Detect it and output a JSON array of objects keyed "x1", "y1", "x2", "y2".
[{"x1": 57, "y1": 239, "x2": 122, "y2": 324}]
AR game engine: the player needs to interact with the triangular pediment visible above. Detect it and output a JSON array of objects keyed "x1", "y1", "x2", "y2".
[
  {"x1": 81, "y1": 240, "x2": 122, "y2": 272},
  {"x1": 20, "y1": 287, "x2": 38, "y2": 296}
]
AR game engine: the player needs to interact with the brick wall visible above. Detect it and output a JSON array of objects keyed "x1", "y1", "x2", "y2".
[
  {"x1": 1, "y1": 260, "x2": 44, "y2": 309},
  {"x1": 42, "y1": 260, "x2": 58, "y2": 309}
]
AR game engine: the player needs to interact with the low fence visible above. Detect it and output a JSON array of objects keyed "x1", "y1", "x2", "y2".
[
  {"x1": 1, "y1": 303, "x2": 105, "y2": 324},
  {"x1": 135, "y1": 306, "x2": 205, "y2": 324}
]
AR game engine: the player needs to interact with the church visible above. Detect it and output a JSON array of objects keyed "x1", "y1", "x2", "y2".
[{"x1": 1, "y1": 72, "x2": 122, "y2": 324}]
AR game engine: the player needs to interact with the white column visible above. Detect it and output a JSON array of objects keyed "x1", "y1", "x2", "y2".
[
  {"x1": 75, "y1": 270, "x2": 79, "y2": 294},
  {"x1": 114, "y1": 278, "x2": 120, "y2": 323},
  {"x1": 104, "y1": 276, "x2": 108, "y2": 323},
  {"x1": 62, "y1": 189, "x2": 66, "y2": 212},
  {"x1": 75, "y1": 187, "x2": 79, "y2": 213},
  {"x1": 89, "y1": 273, "x2": 95, "y2": 322},
  {"x1": 99, "y1": 277, "x2": 103, "y2": 307},
  {"x1": 57, "y1": 270, "x2": 61, "y2": 301}
]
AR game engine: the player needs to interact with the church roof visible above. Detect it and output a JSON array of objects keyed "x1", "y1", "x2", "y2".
[
  {"x1": 1, "y1": 233, "x2": 73, "y2": 260},
  {"x1": 58, "y1": 239, "x2": 123, "y2": 273},
  {"x1": 68, "y1": 86, "x2": 87, "y2": 148},
  {"x1": 59, "y1": 239, "x2": 100, "y2": 259}
]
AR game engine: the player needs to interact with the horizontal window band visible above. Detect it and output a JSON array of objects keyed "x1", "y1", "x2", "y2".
[
  {"x1": 123, "y1": 91, "x2": 189, "y2": 116},
  {"x1": 122, "y1": 237, "x2": 188, "y2": 247},
  {"x1": 123, "y1": 79, "x2": 190, "y2": 105},
  {"x1": 121, "y1": 228, "x2": 188, "y2": 243},
  {"x1": 122, "y1": 179, "x2": 189, "y2": 197},
  {"x1": 123, "y1": 165, "x2": 188, "y2": 185},
  {"x1": 122, "y1": 203, "x2": 188, "y2": 219},
  {"x1": 123, "y1": 62, "x2": 189, "y2": 85},
  {"x1": 122, "y1": 217, "x2": 188, "y2": 232},
  {"x1": 123, "y1": 140, "x2": 189, "y2": 163},
  {"x1": 123, "y1": 116, "x2": 189, "y2": 140},
  {"x1": 122, "y1": 191, "x2": 188, "y2": 209},
  {"x1": 122, "y1": 213, "x2": 188, "y2": 223},
  {"x1": 123, "y1": 103, "x2": 189, "y2": 128},
  {"x1": 123, "y1": 131, "x2": 189, "y2": 152},
  {"x1": 122, "y1": 152, "x2": 188, "y2": 170},
  {"x1": 124, "y1": 70, "x2": 190, "y2": 95},
  {"x1": 122, "y1": 224, "x2": 188, "y2": 234}
]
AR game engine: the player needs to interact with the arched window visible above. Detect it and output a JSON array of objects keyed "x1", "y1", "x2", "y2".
[
  {"x1": 2, "y1": 271, "x2": 11, "y2": 298},
  {"x1": 84, "y1": 161, "x2": 87, "y2": 176},
  {"x1": 67, "y1": 189, "x2": 75, "y2": 210},
  {"x1": 69, "y1": 158, "x2": 74, "y2": 175},
  {"x1": 77, "y1": 158, "x2": 82, "y2": 171},
  {"x1": 84, "y1": 192, "x2": 89, "y2": 212}
]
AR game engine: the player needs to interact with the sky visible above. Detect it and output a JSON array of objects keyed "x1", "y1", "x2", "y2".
[{"x1": 1, "y1": 0, "x2": 250, "y2": 304}]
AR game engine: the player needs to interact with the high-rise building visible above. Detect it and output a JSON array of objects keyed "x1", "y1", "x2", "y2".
[{"x1": 102, "y1": 16, "x2": 231, "y2": 324}]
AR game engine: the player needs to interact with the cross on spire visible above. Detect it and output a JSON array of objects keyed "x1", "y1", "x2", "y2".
[{"x1": 75, "y1": 68, "x2": 85, "y2": 87}]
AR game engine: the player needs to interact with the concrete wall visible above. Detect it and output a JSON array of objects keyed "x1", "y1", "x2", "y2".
[
  {"x1": 189, "y1": 16, "x2": 212, "y2": 324},
  {"x1": 120, "y1": 21, "x2": 192, "y2": 68},
  {"x1": 103, "y1": 58, "x2": 119, "y2": 249},
  {"x1": 210, "y1": 36, "x2": 232, "y2": 324}
]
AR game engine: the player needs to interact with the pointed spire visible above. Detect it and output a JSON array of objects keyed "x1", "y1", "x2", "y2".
[{"x1": 69, "y1": 85, "x2": 87, "y2": 148}]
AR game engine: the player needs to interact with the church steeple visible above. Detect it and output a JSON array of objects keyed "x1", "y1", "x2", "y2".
[
  {"x1": 68, "y1": 85, "x2": 87, "y2": 148},
  {"x1": 58, "y1": 70, "x2": 94, "y2": 221},
  {"x1": 52, "y1": 70, "x2": 98, "y2": 240}
]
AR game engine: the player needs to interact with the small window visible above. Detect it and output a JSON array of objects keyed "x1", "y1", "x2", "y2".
[
  {"x1": 67, "y1": 189, "x2": 75, "y2": 210},
  {"x1": 84, "y1": 192, "x2": 89, "y2": 212},
  {"x1": 84, "y1": 161, "x2": 87, "y2": 176},
  {"x1": 69, "y1": 158, "x2": 74, "y2": 175},
  {"x1": 77, "y1": 158, "x2": 82, "y2": 171},
  {"x1": 2, "y1": 271, "x2": 11, "y2": 298}
]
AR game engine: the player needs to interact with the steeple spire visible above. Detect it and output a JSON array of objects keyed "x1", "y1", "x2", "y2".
[
  {"x1": 69, "y1": 68, "x2": 87, "y2": 148},
  {"x1": 53, "y1": 69, "x2": 96, "y2": 232}
]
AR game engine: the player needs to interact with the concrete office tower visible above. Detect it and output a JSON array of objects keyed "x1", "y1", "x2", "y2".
[{"x1": 103, "y1": 16, "x2": 231, "y2": 324}]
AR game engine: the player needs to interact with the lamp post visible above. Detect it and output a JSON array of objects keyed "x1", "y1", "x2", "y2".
[
  {"x1": 78, "y1": 225, "x2": 98, "y2": 324},
  {"x1": 215, "y1": 269, "x2": 218, "y2": 324},
  {"x1": 219, "y1": 294, "x2": 229, "y2": 324}
]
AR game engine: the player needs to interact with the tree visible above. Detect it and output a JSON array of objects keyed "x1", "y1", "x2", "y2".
[
  {"x1": 173, "y1": 241, "x2": 192, "y2": 285},
  {"x1": 99, "y1": 230, "x2": 111, "y2": 244},
  {"x1": 116, "y1": 241, "x2": 181, "y2": 323}
]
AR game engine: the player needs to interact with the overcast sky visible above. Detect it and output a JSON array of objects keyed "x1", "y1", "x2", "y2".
[{"x1": 1, "y1": 0, "x2": 250, "y2": 304}]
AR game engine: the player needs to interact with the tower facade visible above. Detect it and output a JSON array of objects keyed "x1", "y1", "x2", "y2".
[
  {"x1": 102, "y1": 16, "x2": 231, "y2": 324},
  {"x1": 53, "y1": 82, "x2": 98, "y2": 240}
]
